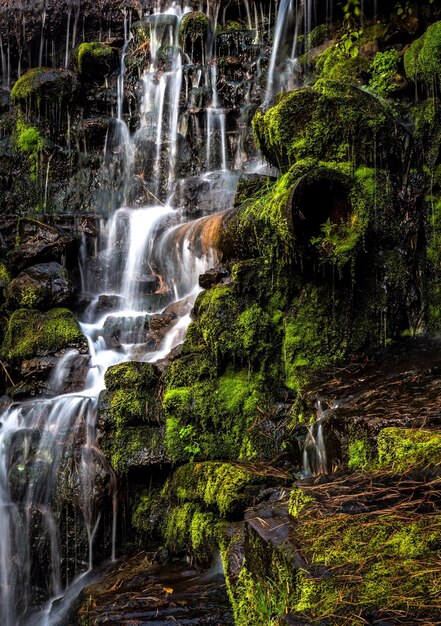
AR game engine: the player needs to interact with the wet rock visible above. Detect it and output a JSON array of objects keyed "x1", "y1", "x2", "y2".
[
  {"x1": 78, "y1": 116, "x2": 112, "y2": 152},
  {"x1": 199, "y1": 266, "x2": 229, "y2": 289},
  {"x1": 73, "y1": 552, "x2": 234, "y2": 625},
  {"x1": 94, "y1": 294, "x2": 125, "y2": 315},
  {"x1": 7, "y1": 219, "x2": 76, "y2": 273},
  {"x1": 173, "y1": 175, "x2": 211, "y2": 217},
  {"x1": 10, "y1": 68, "x2": 78, "y2": 111},
  {"x1": 7, "y1": 262, "x2": 73, "y2": 310}
]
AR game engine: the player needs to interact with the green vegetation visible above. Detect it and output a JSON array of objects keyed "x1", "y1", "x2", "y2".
[
  {"x1": 179, "y1": 11, "x2": 210, "y2": 41},
  {"x1": 377, "y1": 427, "x2": 441, "y2": 471},
  {"x1": 252, "y1": 83, "x2": 395, "y2": 170},
  {"x1": 14, "y1": 116, "x2": 44, "y2": 180},
  {"x1": 76, "y1": 42, "x2": 116, "y2": 81},
  {"x1": 404, "y1": 21, "x2": 441, "y2": 86},
  {"x1": 11, "y1": 67, "x2": 75, "y2": 106},
  {"x1": 164, "y1": 461, "x2": 269, "y2": 517},
  {"x1": 367, "y1": 49, "x2": 401, "y2": 97},
  {"x1": 2, "y1": 308, "x2": 84, "y2": 362},
  {"x1": 164, "y1": 368, "x2": 268, "y2": 461}
]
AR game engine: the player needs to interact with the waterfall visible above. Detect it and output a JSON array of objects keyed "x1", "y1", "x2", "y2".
[
  {"x1": 0, "y1": 0, "x2": 284, "y2": 621},
  {"x1": 303, "y1": 399, "x2": 338, "y2": 477},
  {"x1": 0, "y1": 3, "x2": 226, "y2": 624},
  {"x1": 266, "y1": 0, "x2": 317, "y2": 100}
]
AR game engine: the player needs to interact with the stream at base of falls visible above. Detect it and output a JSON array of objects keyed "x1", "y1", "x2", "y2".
[{"x1": 0, "y1": 1, "x2": 319, "y2": 623}]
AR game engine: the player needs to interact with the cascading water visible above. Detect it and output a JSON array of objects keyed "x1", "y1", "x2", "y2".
[
  {"x1": 0, "y1": 0, "x2": 309, "y2": 622},
  {"x1": 303, "y1": 399, "x2": 338, "y2": 476}
]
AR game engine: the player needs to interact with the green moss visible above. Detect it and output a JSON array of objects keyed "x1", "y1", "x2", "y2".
[
  {"x1": 11, "y1": 67, "x2": 75, "y2": 105},
  {"x1": 164, "y1": 462, "x2": 268, "y2": 518},
  {"x1": 314, "y1": 44, "x2": 370, "y2": 85},
  {"x1": 404, "y1": 21, "x2": 441, "y2": 85},
  {"x1": 164, "y1": 368, "x2": 267, "y2": 461},
  {"x1": 427, "y1": 196, "x2": 441, "y2": 331},
  {"x1": 131, "y1": 487, "x2": 163, "y2": 536},
  {"x1": 179, "y1": 11, "x2": 209, "y2": 41},
  {"x1": 288, "y1": 485, "x2": 312, "y2": 518},
  {"x1": 0, "y1": 263, "x2": 10, "y2": 289},
  {"x1": 283, "y1": 285, "x2": 347, "y2": 392},
  {"x1": 2, "y1": 308, "x2": 84, "y2": 362},
  {"x1": 348, "y1": 439, "x2": 372, "y2": 470},
  {"x1": 76, "y1": 42, "x2": 116, "y2": 80},
  {"x1": 104, "y1": 361, "x2": 160, "y2": 428},
  {"x1": 105, "y1": 361, "x2": 158, "y2": 390},
  {"x1": 252, "y1": 83, "x2": 395, "y2": 171},
  {"x1": 14, "y1": 116, "x2": 44, "y2": 180},
  {"x1": 377, "y1": 427, "x2": 441, "y2": 471},
  {"x1": 106, "y1": 425, "x2": 165, "y2": 474},
  {"x1": 307, "y1": 23, "x2": 333, "y2": 48},
  {"x1": 164, "y1": 502, "x2": 198, "y2": 554}
]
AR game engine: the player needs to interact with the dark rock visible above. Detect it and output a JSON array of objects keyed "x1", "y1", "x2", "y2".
[
  {"x1": 7, "y1": 219, "x2": 76, "y2": 273},
  {"x1": 7, "y1": 262, "x2": 73, "y2": 310},
  {"x1": 199, "y1": 266, "x2": 229, "y2": 289},
  {"x1": 73, "y1": 552, "x2": 234, "y2": 626},
  {"x1": 94, "y1": 294, "x2": 124, "y2": 315}
]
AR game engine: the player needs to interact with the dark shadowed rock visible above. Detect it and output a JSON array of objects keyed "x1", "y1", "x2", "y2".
[
  {"x1": 7, "y1": 219, "x2": 76, "y2": 272},
  {"x1": 7, "y1": 262, "x2": 73, "y2": 310},
  {"x1": 199, "y1": 265, "x2": 229, "y2": 289}
]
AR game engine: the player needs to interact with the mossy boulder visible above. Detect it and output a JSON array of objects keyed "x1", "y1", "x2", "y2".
[
  {"x1": 179, "y1": 11, "x2": 210, "y2": 41},
  {"x1": 404, "y1": 21, "x2": 441, "y2": 86},
  {"x1": 163, "y1": 502, "x2": 223, "y2": 565},
  {"x1": 76, "y1": 42, "x2": 118, "y2": 82},
  {"x1": 104, "y1": 425, "x2": 168, "y2": 474},
  {"x1": 377, "y1": 427, "x2": 441, "y2": 471},
  {"x1": 100, "y1": 361, "x2": 166, "y2": 474},
  {"x1": 164, "y1": 368, "x2": 270, "y2": 462},
  {"x1": 252, "y1": 83, "x2": 403, "y2": 170},
  {"x1": 11, "y1": 68, "x2": 77, "y2": 107},
  {"x1": 103, "y1": 361, "x2": 161, "y2": 427},
  {"x1": 1, "y1": 308, "x2": 87, "y2": 364},
  {"x1": 164, "y1": 462, "x2": 269, "y2": 518},
  {"x1": 7, "y1": 262, "x2": 73, "y2": 310}
]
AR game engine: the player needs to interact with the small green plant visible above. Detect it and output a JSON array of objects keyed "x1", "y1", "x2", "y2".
[
  {"x1": 395, "y1": 1, "x2": 413, "y2": 19},
  {"x1": 14, "y1": 116, "x2": 44, "y2": 181},
  {"x1": 341, "y1": 0, "x2": 362, "y2": 25},
  {"x1": 339, "y1": 28, "x2": 362, "y2": 58},
  {"x1": 179, "y1": 424, "x2": 201, "y2": 460},
  {"x1": 368, "y1": 49, "x2": 401, "y2": 97},
  {"x1": 20, "y1": 286, "x2": 39, "y2": 308}
]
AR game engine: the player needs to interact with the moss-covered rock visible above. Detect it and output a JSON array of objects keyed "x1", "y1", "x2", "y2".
[
  {"x1": 103, "y1": 361, "x2": 161, "y2": 427},
  {"x1": 11, "y1": 67, "x2": 77, "y2": 106},
  {"x1": 164, "y1": 368, "x2": 269, "y2": 461},
  {"x1": 1, "y1": 308, "x2": 86, "y2": 363},
  {"x1": 164, "y1": 461, "x2": 269, "y2": 518},
  {"x1": 404, "y1": 20, "x2": 441, "y2": 86},
  {"x1": 104, "y1": 425, "x2": 168, "y2": 474},
  {"x1": 377, "y1": 427, "x2": 441, "y2": 471},
  {"x1": 76, "y1": 42, "x2": 118, "y2": 81},
  {"x1": 283, "y1": 284, "x2": 348, "y2": 392},
  {"x1": 179, "y1": 11, "x2": 210, "y2": 42},
  {"x1": 252, "y1": 82, "x2": 403, "y2": 170}
]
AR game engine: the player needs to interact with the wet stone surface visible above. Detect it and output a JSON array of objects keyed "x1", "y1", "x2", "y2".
[{"x1": 73, "y1": 552, "x2": 234, "y2": 625}]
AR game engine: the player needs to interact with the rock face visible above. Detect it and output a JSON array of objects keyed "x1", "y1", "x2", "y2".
[
  {"x1": 0, "y1": 1, "x2": 440, "y2": 625},
  {"x1": 7, "y1": 262, "x2": 73, "y2": 309}
]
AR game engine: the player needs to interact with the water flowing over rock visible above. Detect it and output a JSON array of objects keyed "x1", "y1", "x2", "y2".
[{"x1": 0, "y1": 0, "x2": 440, "y2": 624}]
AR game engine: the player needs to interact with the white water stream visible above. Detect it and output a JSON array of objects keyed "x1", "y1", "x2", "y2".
[{"x1": 0, "y1": 0, "x2": 314, "y2": 622}]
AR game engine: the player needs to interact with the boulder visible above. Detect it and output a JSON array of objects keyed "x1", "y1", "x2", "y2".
[
  {"x1": 7, "y1": 262, "x2": 73, "y2": 310},
  {"x1": 7, "y1": 219, "x2": 76, "y2": 272}
]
